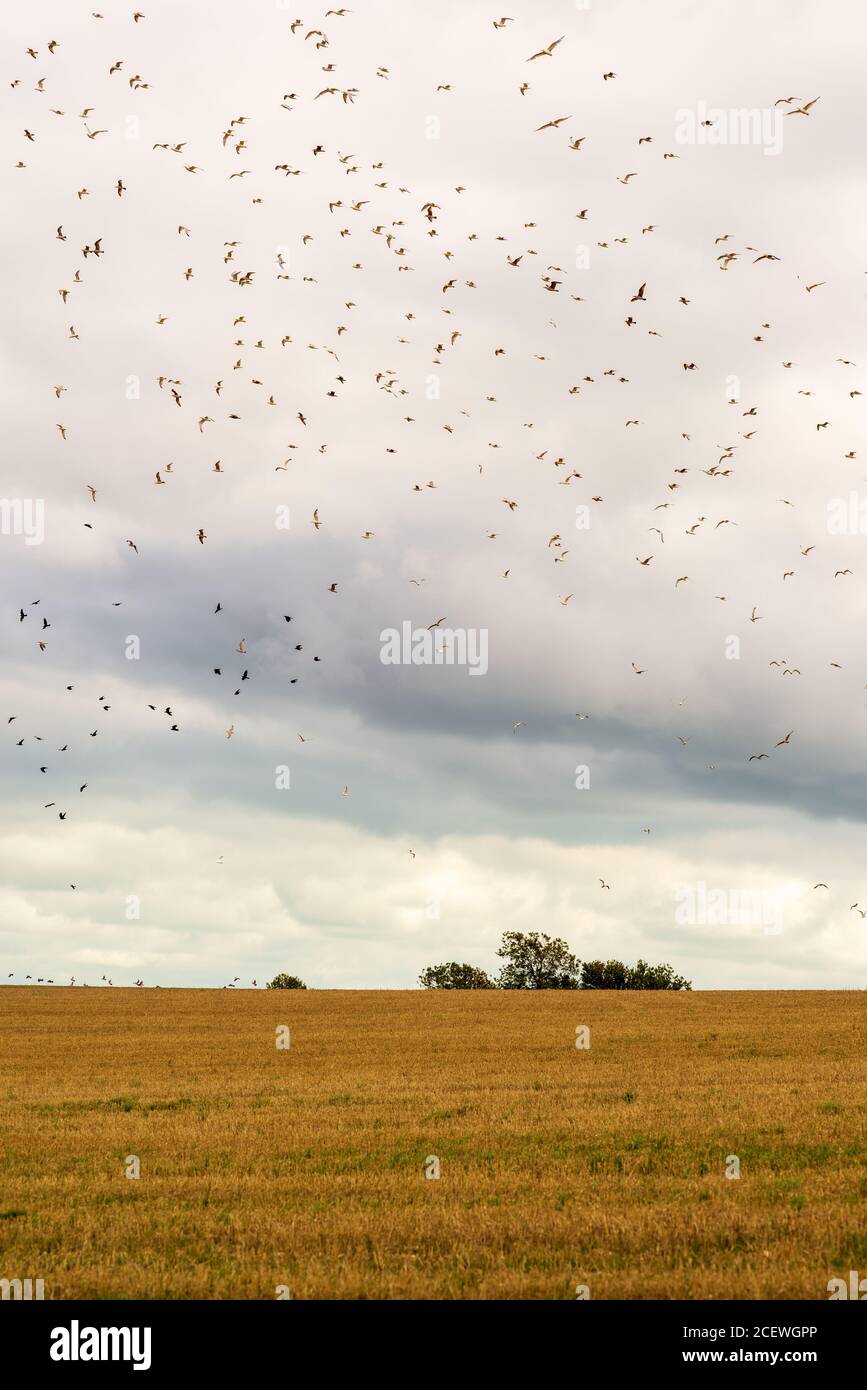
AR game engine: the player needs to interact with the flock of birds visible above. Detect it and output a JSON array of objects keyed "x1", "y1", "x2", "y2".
[{"x1": 4, "y1": 7, "x2": 861, "y2": 987}]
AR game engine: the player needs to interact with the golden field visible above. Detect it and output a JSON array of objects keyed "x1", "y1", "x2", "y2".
[{"x1": 0, "y1": 987, "x2": 865, "y2": 1300}]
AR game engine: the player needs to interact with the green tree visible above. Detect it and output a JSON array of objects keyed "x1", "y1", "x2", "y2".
[
  {"x1": 496, "y1": 931, "x2": 581, "y2": 989},
  {"x1": 580, "y1": 959, "x2": 630, "y2": 990},
  {"x1": 418, "y1": 962, "x2": 494, "y2": 990},
  {"x1": 266, "y1": 973, "x2": 307, "y2": 990},
  {"x1": 581, "y1": 957, "x2": 691, "y2": 990},
  {"x1": 625, "y1": 959, "x2": 692, "y2": 991}
]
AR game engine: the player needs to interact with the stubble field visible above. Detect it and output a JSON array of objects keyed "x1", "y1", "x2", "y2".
[{"x1": 0, "y1": 988, "x2": 865, "y2": 1299}]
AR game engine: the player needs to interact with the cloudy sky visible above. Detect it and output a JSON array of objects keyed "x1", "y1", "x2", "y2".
[{"x1": 2, "y1": 0, "x2": 866, "y2": 989}]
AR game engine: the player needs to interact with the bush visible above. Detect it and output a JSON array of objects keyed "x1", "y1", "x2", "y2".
[
  {"x1": 581, "y1": 958, "x2": 691, "y2": 990},
  {"x1": 580, "y1": 959, "x2": 630, "y2": 990},
  {"x1": 265, "y1": 973, "x2": 307, "y2": 990},
  {"x1": 418, "y1": 962, "x2": 495, "y2": 990},
  {"x1": 625, "y1": 959, "x2": 692, "y2": 991},
  {"x1": 496, "y1": 931, "x2": 581, "y2": 990}
]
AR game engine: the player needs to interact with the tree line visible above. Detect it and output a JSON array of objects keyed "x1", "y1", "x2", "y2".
[
  {"x1": 420, "y1": 932, "x2": 691, "y2": 990},
  {"x1": 266, "y1": 932, "x2": 692, "y2": 991}
]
